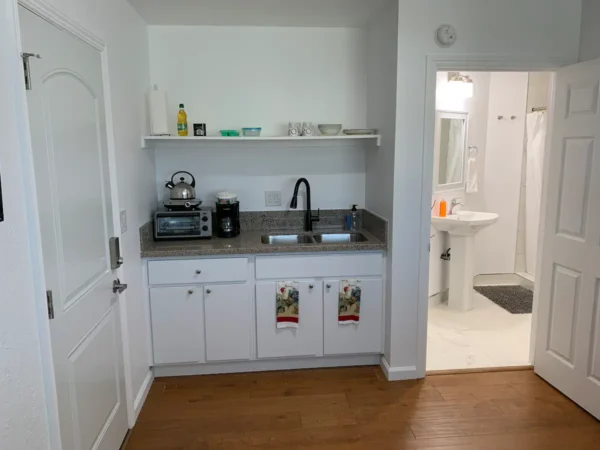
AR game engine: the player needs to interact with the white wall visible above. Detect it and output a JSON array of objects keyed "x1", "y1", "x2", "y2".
[
  {"x1": 365, "y1": 0, "x2": 398, "y2": 358},
  {"x1": 429, "y1": 71, "x2": 490, "y2": 297},
  {"x1": 579, "y1": 0, "x2": 600, "y2": 62},
  {"x1": 155, "y1": 145, "x2": 366, "y2": 210},
  {"x1": 148, "y1": 26, "x2": 367, "y2": 136},
  {"x1": 13, "y1": 0, "x2": 155, "y2": 428},
  {"x1": 0, "y1": 1, "x2": 51, "y2": 447},
  {"x1": 476, "y1": 73, "x2": 528, "y2": 275},
  {"x1": 149, "y1": 25, "x2": 368, "y2": 210},
  {"x1": 389, "y1": 0, "x2": 581, "y2": 374}
]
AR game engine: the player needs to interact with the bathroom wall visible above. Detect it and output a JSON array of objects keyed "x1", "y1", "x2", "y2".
[
  {"x1": 476, "y1": 73, "x2": 529, "y2": 275},
  {"x1": 149, "y1": 25, "x2": 368, "y2": 210},
  {"x1": 429, "y1": 72, "x2": 491, "y2": 296}
]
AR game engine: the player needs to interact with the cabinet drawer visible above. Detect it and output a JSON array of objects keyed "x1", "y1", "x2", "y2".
[
  {"x1": 148, "y1": 258, "x2": 248, "y2": 285},
  {"x1": 255, "y1": 253, "x2": 383, "y2": 280}
]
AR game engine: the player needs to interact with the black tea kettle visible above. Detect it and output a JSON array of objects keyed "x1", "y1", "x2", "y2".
[{"x1": 165, "y1": 171, "x2": 196, "y2": 200}]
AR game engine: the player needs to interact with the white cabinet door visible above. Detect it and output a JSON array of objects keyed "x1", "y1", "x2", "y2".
[
  {"x1": 256, "y1": 281, "x2": 323, "y2": 359},
  {"x1": 324, "y1": 278, "x2": 383, "y2": 355},
  {"x1": 204, "y1": 283, "x2": 252, "y2": 362},
  {"x1": 150, "y1": 286, "x2": 205, "y2": 365}
]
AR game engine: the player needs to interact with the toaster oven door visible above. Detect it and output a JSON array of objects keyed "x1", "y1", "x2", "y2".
[{"x1": 155, "y1": 214, "x2": 201, "y2": 239}]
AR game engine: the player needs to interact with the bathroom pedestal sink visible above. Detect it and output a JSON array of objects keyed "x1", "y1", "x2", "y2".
[{"x1": 431, "y1": 211, "x2": 500, "y2": 311}]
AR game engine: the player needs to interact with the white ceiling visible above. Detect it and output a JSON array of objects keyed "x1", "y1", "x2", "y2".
[{"x1": 128, "y1": 0, "x2": 391, "y2": 27}]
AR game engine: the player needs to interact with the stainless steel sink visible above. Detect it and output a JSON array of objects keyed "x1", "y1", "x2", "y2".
[
  {"x1": 261, "y1": 234, "x2": 314, "y2": 245},
  {"x1": 313, "y1": 233, "x2": 368, "y2": 244}
]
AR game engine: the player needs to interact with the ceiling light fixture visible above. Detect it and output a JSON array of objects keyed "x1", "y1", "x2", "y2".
[{"x1": 448, "y1": 72, "x2": 474, "y2": 98}]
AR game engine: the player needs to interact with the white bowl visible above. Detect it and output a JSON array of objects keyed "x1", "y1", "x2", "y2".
[{"x1": 318, "y1": 124, "x2": 342, "y2": 136}]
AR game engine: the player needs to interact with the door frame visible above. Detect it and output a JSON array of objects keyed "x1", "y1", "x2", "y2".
[
  {"x1": 416, "y1": 54, "x2": 570, "y2": 377},
  {"x1": 11, "y1": 0, "x2": 136, "y2": 443}
]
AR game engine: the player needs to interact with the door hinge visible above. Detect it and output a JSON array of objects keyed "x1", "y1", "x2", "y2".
[
  {"x1": 21, "y1": 52, "x2": 41, "y2": 91},
  {"x1": 46, "y1": 290, "x2": 54, "y2": 320}
]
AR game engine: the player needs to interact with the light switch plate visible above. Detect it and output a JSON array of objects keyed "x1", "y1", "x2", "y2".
[
  {"x1": 120, "y1": 210, "x2": 127, "y2": 234},
  {"x1": 265, "y1": 190, "x2": 282, "y2": 207}
]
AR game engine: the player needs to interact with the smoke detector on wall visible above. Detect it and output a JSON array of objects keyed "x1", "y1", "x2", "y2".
[{"x1": 436, "y1": 24, "x2": 457, "y2": 47}]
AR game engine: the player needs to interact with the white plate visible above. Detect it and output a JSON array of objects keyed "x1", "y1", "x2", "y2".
[{"x1": 342, "y1": 129, "x2": 377, "y2": 135}]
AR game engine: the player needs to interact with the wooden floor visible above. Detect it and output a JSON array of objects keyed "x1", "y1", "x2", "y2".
[{"x1": 126, "y1": 367, "x2": 600, "y2": 449}]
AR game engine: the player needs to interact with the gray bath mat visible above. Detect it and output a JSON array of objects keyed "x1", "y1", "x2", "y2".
[{"x1": 474, "y1": 285, "x2": 533, "y2": 314}]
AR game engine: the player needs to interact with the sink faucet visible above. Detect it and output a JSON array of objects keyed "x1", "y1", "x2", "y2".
[
  {"x1": 449, "y1": 198, "x2": 464, "y2": 215},
  {"x1": 290, "y1": 178, "x2": 320, "y2": 232}
]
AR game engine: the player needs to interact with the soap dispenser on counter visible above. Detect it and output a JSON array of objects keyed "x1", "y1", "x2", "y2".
[{"x1": 346, "y1": 205, "x2": 359, "y2": 231}]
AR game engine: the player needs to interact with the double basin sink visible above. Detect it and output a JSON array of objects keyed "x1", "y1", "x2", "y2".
[{"x1": 261, "y1": 232, "x2": 368, "y2": 246}]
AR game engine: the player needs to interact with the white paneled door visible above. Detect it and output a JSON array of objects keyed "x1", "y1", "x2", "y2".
[
  {"x1": 20, "y1": 7, "x2": 129, "y2": 450},
  {"x1": 535, "y1": 58, "x2": 600, "y2": 420}
]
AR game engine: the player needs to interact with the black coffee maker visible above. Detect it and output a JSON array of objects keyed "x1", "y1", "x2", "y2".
[{"x1": 216, "y1": 202, "x2": 240, "y2": 238}]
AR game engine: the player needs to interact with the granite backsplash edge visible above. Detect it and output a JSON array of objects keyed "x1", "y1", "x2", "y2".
[{"x1": 139, "y1": 208, "x2": 388, "y2": 248}]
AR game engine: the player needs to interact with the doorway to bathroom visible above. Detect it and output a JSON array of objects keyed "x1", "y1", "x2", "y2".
[{"x1": 426, "y1": 71, "x2": 553, "y2": 372}]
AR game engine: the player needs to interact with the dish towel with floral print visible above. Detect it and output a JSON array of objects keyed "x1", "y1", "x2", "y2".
[
  {"x1": 276, "y1": 281, "x2": 299, "y2": 328},
  {"x1": 338, "y1": 280, "x2": 362, "y2": 324}
]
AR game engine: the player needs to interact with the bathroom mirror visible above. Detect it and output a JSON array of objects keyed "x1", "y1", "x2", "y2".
[{"x1": 434, "y1": 110, "x2": 468, "y2": 191}]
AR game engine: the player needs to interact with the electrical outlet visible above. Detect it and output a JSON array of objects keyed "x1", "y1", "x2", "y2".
[
  {"x1": 120, "y1": 210, "x2": 127, "y2": 234},
  {"x1": 265, "y1": 190, "x2": 282, "y2": 207}
]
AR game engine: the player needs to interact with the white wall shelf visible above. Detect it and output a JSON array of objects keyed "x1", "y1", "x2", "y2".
[{"x1": 142, "y1": 134, "x2": 381, "y2": 149}]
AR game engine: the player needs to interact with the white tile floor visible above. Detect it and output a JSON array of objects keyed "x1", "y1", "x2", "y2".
[{"x1": 426, "y1": 290, "x2": 532, "y2": 371}]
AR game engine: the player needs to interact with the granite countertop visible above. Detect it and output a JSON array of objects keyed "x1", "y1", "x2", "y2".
[
  {"x1": 140, "y1": 209, "x2": 388, "y2": 258},
  {"x1": 140, "y1": 228, "x2": 386, "y2": 258}
]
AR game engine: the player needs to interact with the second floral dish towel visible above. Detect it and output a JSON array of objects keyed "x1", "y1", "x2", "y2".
[
  {"x1": 276, "y1": 281, "x2": 299, "y2": 328},
  {"x1": 338, "y1": 280, "x2": 362, "y2": 324}
]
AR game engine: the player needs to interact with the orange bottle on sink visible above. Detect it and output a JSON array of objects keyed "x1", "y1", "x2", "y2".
[{"x1": 439, "y1": 199, "x2": 447, "y2": 217}]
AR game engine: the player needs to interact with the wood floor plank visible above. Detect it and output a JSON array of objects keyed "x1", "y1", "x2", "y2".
[{"x1": 127, "y1": 368, "x2": 600, "y2": 450}]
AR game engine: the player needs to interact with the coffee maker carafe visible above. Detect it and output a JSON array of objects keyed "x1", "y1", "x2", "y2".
[{"x1": 216, "y1": 192, "x2": 240, "y2": 238}]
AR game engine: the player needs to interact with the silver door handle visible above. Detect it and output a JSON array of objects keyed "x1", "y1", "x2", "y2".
[{"x1": 113, "y1": 279, "x2": 128, "y2": 294}]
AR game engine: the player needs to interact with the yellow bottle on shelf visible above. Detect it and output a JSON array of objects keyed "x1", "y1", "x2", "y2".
[{"x1": 177, "y1": 103, "x2": 188, "y2": 136}]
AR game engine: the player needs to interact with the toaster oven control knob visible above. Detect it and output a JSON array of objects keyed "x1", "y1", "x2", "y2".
[
  {"x1": 202, "y1": 226, "x2": 209, "y2": 232},
  {"x1": 201, "y1": 215, "x2": 209, "y2": 222}
]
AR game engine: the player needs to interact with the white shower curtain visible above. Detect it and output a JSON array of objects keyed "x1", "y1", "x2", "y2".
[
  {"x1": 446, "y1": 120, "x2": 464, "y2": 184},
  {"x1": 525, "y1": 111, "x2": 547, "y2": 277}
]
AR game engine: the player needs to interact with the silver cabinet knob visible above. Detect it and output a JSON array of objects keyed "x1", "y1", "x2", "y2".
[
  {"x1": 188, "y1": 289, "x2": 194, "y2": 295},
  {"x1": 195, "y1": 269, "x2": 202, "y2": 274},
  {"x1": 309, "y1": 284, "x2": 314, "y2": 289},
  {"x1": 206, "y1": 288, "x2": 212, "y2": 294},
  {"x1": 326, "y1": 284, "x2": 332, "y2": 289}
]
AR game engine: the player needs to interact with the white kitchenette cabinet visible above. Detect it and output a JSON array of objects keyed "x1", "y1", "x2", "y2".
[
  {"x1": 204, "y1": 283, "x2": 252, "y2": 362},
  {"x1": 255, "y1": 281, "x2": 323, "y2": 359},
  {"x1": 150, "y1": 286, "x2": 205, "y2": 365},
  {"x1": 147, "y1": 252, "x2": 385, "y2": 374},
  {"x1": 323, "y1": 278, "x2": 383, "y2": 355}
]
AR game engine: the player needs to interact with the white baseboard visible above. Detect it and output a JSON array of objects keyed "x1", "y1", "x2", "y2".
[
  {"x1": 516, "y1": 272, "x2": 535, "y2": 290},
  {"x1": 474, "y1": 273, "x2": 522, "y2": 286},
  {"x1": 153, "y1": 355, "x2": 382, "y2": 377},
  {"x1": 133, "y1": 370, "x2": 153, "y2": 421},
  {"x1": 428, "y1": 289, "x2": 448, "y2": 307},
  {"x1": 475, "y1": 273, "x2": 535, "y2": 290},
  {"x1": 380, "y1": 357, "x2": 418, "y2": 381}
]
